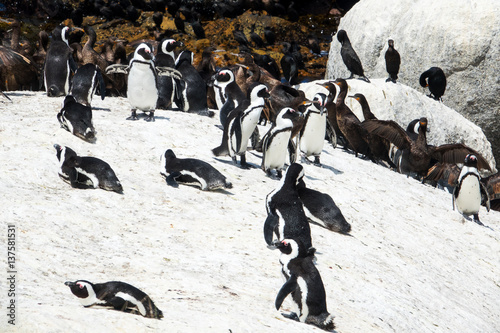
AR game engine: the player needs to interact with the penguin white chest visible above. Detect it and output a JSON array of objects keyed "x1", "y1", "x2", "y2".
[
  {"x1": 455, "y1": 175, "x2": 481, "y2": 215},
  {"x1": 264, "y1": 130, "x2": 291, "y2": 170},
  {"x1": 300, "y1": 112, "x2": 326, "y2": 156},
  {"x1": 237, "y1": 107, "x2": 263, "y2": 153},
  {"x1": 127, "y1": 63, "x2": 158, "y2": 111}
]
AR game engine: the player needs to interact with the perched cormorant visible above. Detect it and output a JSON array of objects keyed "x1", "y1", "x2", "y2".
[
  {"x1": 264, "y1": 26, "x2": 276, "y2": 46},
  {"x1": 336, "y1": 29, "x2": 370, "y2": 82},
  {"x1": 419, "y1": 67, "x2": 446, "y2": 101},
  {"x1": 385, "y1": 39, "x2": 400, "y2": 83}
]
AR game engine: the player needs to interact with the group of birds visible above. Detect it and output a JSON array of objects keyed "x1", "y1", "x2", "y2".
[{"x1": 1, "y1": 5, "x2": 498, "y2": 328}]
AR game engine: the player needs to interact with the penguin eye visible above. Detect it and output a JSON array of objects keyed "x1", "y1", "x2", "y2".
[
  {"x1": 282, "y1": 241, "x2": 288, "y2": 246},
  {"x1": 77, "y1": 283, "x2": 84, "y2": 289}
]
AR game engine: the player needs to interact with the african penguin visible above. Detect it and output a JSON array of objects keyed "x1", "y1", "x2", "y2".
[
  {"x1": 65, "y1": 280, "x2": 163, "y2": 319},
  {"x1": 297, "y1": 177, "x2": 351, "y2": 234},
  {"x1": 44, "y1": 25, "x2": 78, "y2": 97},
  {"x1": 160, "y1": 149, "x2": 232, "y2": 191},
  {"x1": 453, "y1": 154, "x2": 490, "y2": 225},
  {"x1": 57, "y1": 95, "x2": 96, "y2": 143},
  {"x1": 261, "y1": 107, "x2": 303, "y2": 178},
  {"x1": 264, "y1": 163, "x2": 312, "y2": 252},
  {"x1": 126, "y1": 42, "x2": 158, "y2": 121},
  {"x1": 298, "y1": 93, "x2": 327, "y2": 165},
  {"x1": 54, "y1": 144, "x2": 123, "y2": 193},
  {"x1": 274, "y1": 239, "x2": 335, "y2": 331},
  {"x1": 69, "y1": 63, "x2": 106, "y2": 106},
  {"x1": 212, "y1": 68, "x2": 246, "y2": 127},
  {"x1": 212, "y1": 82, "x2": 269, "y2": 169},
  {"x1": 175, "y1": 50, "x2": 212, "y2": 117},
  {"x1": 156, "y1": 38, "x2": 183, "y2": 110}
]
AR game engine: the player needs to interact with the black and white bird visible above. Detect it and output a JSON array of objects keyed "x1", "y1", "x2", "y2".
[
  {"x1": 69, "y1": 63, "x2": 105, "y2": 106},
  {"x1": 57, "y1": 95, "x2": 96, "y2": 143},
  {"x1": 274, "y1": 239, "x2": 335, "y2": 331},
  {"x1": 211, "y1": 68, "x2": 246, "y2": 126},
  {"x1": 298, "y1": 93, "x2": 327, "y2": 165},
  {"x1": 212, "y1": 83, "x2": 269, "y2": 169},
  {"x1": 65, "y1": 280, "x2": 163, "y2": 319},
  {"x1": 453, "y1": 154, "x2": 490, "y2": 225},
  {"x1": 155, "y1": 38, "x2": 183, "y2": 110},
  {"x1": 261, "y1": 107, "x2": 303, "y2": 178}
]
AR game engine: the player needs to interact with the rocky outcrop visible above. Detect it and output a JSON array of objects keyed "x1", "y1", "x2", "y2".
[
  {"x1": 297, "y1": 78, "x2": 496, "y2": 172},
  {"x1": 325, "y1": 0, "x2": 500, "y2": 164}
]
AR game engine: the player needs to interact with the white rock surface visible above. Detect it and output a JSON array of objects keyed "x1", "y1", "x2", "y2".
[
  {"x1": 297, "y1": 79, "x2": 497, "y2": 172},
  {"x1": 325, "y1": 0, "x2": 500, "y2": 162}
]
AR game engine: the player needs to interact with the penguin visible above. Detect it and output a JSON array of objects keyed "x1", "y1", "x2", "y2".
[
  {"x1": 453, "y1": 154, "x2": 490, "y2": 225},
  {"x1": 419, "y1": 67, "x2": 446, "y2": 101},
  {"x1": 298, "y1": 93, "x2": 327, "y2": 165},
  {"x1": 57, "y1": 95, "x2": 96, "y2": 143},
  {"x1": 212, "y1": 83, "x2": 269, "y2": 169},
  {"x1": 280, "y1": 42, "x2": 298, "y2": 85},
  {"x1": 155, "y1": 38, "x2": 183, "y2": 110},
  {"x1": 385, "y1": 39, "x2": 400, "y2": 83},
  {"x1": 53, "y1": 144, "x2": 123, "y2": 193},
  {"x1": 69, "y1": 63, "x2": 106, "y2": 106},
  {"x1": 336, "y1": 29, "x2": 370, "y2": 83},
  {"x1": 263, "y1": 163, "x2": 312, "y2": 252},
  {"x1": 274, "y1": 239, "x2": 335, "y2": 331},
  {"x1": 44, "y1": 25, "x2": 78, "y2": 97},
  {"x1": 160, "y1": 149, "x2": 232, "y2": 191},
  {"x1": 297, "y1": 177, "x2": 351, "y2": 234},
  {"x1": 64, "y1": 280, "x2": 163, "y2": 319},
  {"x1": 261, "y1": 108, "x2": 303, "y2": 178},
  {"x1": 212, "y1": 68, "x2": 246, "y2": 126},
  {"x1": 175, "y1": 50, "x2": 212, "y2": 116}
]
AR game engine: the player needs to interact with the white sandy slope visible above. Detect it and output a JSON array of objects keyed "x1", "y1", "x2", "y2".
[{"x1": 0, "y1": 91, "x2": 499, "y2": 333}]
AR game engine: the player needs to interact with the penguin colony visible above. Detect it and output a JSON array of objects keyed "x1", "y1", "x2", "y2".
[{"x1": 1, "y1": 3, "x2": 498, "y2": 331}]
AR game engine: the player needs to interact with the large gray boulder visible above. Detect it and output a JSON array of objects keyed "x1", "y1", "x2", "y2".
[
  {"x1": 297, "y1": 79, "x2": 496, "y2": 172},
  {"x1": 325, "y1": 0, "x2": 500, "y2": 165}
]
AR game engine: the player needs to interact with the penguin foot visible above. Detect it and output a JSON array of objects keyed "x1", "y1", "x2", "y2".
[
  {"x1": 359, "y1": 76, "x2": 371, "y2": 83},
  {"x1": 281, "y1": 312, "x2": 300, "y2": 321},
  {"x1": 127, "y1": 110, "x2": 138, "y2": 121},
  {"x1": 145, "y1": 114, "x2": 155, "y2": 122},
  {"x1": 472, "y1": 214, "x2": 485, "y2": 226}
]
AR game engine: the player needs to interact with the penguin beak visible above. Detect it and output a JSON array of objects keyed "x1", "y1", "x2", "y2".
[{"x1": 64, "y1": 281, "x2": 76, "y2": 287}]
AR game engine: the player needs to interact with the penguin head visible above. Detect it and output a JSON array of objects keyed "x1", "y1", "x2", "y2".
[
  {"x1": 65, "y1": 280, "x2": 94, "y2": 299},
  {"x1": 134, "y1": 43, "x2": 154, "y2": 62},
  {"x1": 214, "y1": 68, "x2": 234, "y2": 84},
  {"x1": 175, "y1": 50, "x2": 193, "y2": 67},
  {"x1": 464, "y1": 154, "x2": 478, "y2": 167},
  {"x1": 276, "y1": 107, "x2": 302, "y2": 127},
  {"x1": 159, "y1": 38, "x2": 182, "y2": 56},
  {"x1": 160, "y1": 149, "x2": 176, "y2": 175},
  {"x1": 54, "y1": 144, "x2": 78, "y2": 164},
  {"x1": 276, "y1": 239, "x2": 315, "y2": 259},
  {"x1": 284, "y1": 163, "x2": 304, "y2": 187},
  {"x1": 312, "y1": 92, "x2": 327, "y2": 115},
  {"x1": 248, "y1": 83, "x2": 269, "y2": 100}
]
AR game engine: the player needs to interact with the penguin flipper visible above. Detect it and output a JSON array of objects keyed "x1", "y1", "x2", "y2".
[
  {"x1": 275, "y1": 274, "x2": 298, "y2": 310},
  {"x1": 173, "y1": 78, "x2": 185, "y2": 111},
  {"x1": 263, "y1": 213, "x2": 279, "y2": 246},
  {"x1": 288, "y1": 139, "x2": 297, "y2": 164},
  {"x1": 69, "y1": 56, "x2": 78, "y2": 73},
  {"x1": 105, "y1": 64, "x2": 129, "y2": 75},
  {"x1": 165, "y1": 173, "x2": 180, "y2": 188},
  {"x1": 480, "y1": 182, "x2": 491, "y2": 212}
]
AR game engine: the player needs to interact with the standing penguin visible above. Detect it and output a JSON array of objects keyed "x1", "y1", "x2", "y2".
[
  {"x1": 69, "y1": 63, "x2": 106, "y2": 106},
  {"x1": 212, "y1": 83, "x2": 269, "y2": 169},
  {"x1": 160, "y1": 149, "x2": 232, "y2": 191},
  {"x1": 274, "y1": 239, "x2": 335, "y2": 331},
  {"x1": 298, "y1": 93, "x2": 327, "y2": 165},
  {"x1": 54, "y1": 144, "x2": 123, "y2": 193},
  {"x1": 264, "y1": 163, "x2": 312, "y2": 251},
  {"x1": 175, "y1": 50, "x2": 212, "y2": 116},
  {"x1": 453, "y1": 154, "x2": 490, "y2": 225},
  {"x1": 64, "y1": 280, "x2": 163, "y2": 319},
  {"x1": 155, "y1": 38, "x2": 183, "y2": 110},
  {"x1": 419, "y1": 67, "x2": 446, "y2": 101},
  {"x1": 385, "y1": 39, "x2": 400, "y2": 83},
  {"x1": 336, "y1": 29, "x2": 370, "y2": 83},
  {"x1": 261, "y1": 107, "x2": 303, "y2": 178},
  {"x1": 212, "y1": 68, "x2": 246, "y2": 126},
  {"x1": 44, "y1": 25, "x2": 78, "y2": 97}
]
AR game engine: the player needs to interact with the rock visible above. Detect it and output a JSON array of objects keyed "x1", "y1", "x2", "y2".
[
  {"x1": 296, "y1": 79, "x2": 497, "y2": 172},
  {"x1": 325, "y1": 0, "x2": 500, "y2": 165}
]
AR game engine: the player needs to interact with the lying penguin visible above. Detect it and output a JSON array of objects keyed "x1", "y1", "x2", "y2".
[
  {"x1": 65, "y1": 280, "x2": 163, "y2": 319},
  {"x1": 160, "y1": 149, "x2": 232, "y2": 191},
  {"x1": 57, "y1": 95, "x2": 96, "y2": 143},
  {"x1": 54, "y1": 144, "x2": 123, "y2": 193}
]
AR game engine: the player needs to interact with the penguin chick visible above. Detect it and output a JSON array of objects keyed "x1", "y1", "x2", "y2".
[{"x1": 65, "y1": 280, "x2": 163, "y2": 319}]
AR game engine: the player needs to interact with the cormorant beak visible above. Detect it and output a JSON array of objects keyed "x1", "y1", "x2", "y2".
[{"x1": 235, "y1": 63, "x2": 249, "y2": 70}]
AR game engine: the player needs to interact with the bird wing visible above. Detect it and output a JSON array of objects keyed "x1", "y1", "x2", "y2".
[
  {"x1": 361, "y1": 119, "x2": 412, "y2": 149},
  {"x1": 275, "y1": 274, "x2": 298, "y2": 310},
  {"x1": 430, "y1": 144, "x2": 492, "y2": 171}
]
